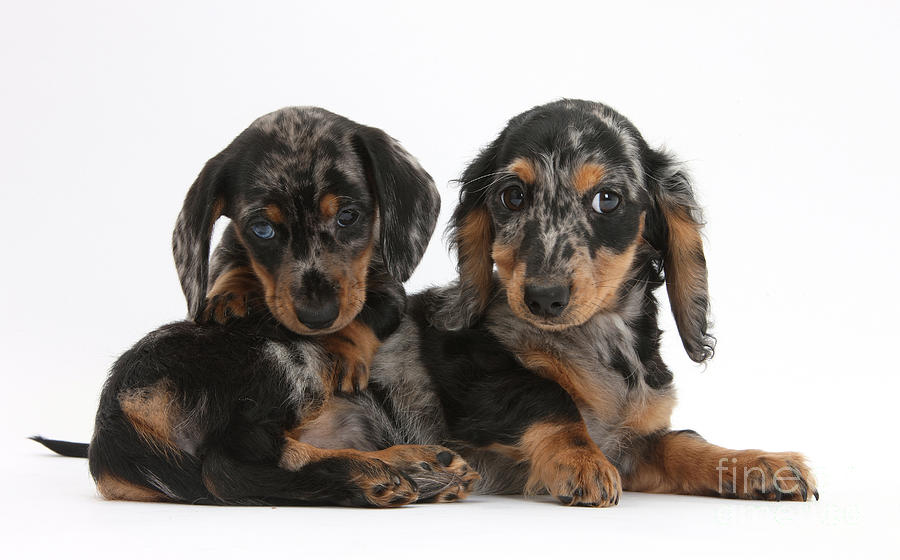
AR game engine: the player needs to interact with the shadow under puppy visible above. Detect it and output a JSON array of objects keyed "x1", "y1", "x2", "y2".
[
  {"x1": 35, "y1": 107, "x2": 476, "y2": 506},
  {"x1": 367, "y1": 99, "x2": 818, "y2": 506}
]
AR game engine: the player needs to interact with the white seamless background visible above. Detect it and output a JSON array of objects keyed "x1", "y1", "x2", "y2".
[{"x1": 1, "y1": 1, "x2": 897, "y2": 558}]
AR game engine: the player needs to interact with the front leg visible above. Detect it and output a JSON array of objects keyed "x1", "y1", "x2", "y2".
[
  {"x1": 444, "y1": 359, "x2": 621, "y2": 507},
  {"x1": 519, "y1": 420, "x2": 622, "y2": 506},
  {"x1": 322, "y1": 273, "x2": 405, "y2": 393},
  {"x1": 321, "y1": 320, "x2": 381, "y2": 392},
  {"x1": 625, "y1": 430, "x2": 818, "y2": 501},
  {"x1": 201, "y1": 225, "x2": 263, "y2": 324}
]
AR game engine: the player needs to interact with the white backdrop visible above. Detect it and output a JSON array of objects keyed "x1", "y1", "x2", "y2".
[{"x1": 1, "y1": 1, "x2": 898, "y2": 558}]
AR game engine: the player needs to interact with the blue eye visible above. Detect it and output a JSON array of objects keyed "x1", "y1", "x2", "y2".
[
  {"x1": 250, "y1": 221, "x2": 275, "y2": 239},
  {"x1": 592, "y1": 191, "x2": 621, "y2": 214}
]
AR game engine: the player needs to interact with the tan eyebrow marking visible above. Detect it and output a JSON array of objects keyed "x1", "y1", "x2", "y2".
[
  {"x1": 573, "y1": 162, "x2": 606, "y2": 194},
  {"x1": 508, "y1": 157, "x2": 537, "y2": 184},
  {"x1": 319, "y1": 193, "x2": 339, "y2": 218},
  {"x1": 264, "y1": 204, "x2": 285, "y2": 223}
]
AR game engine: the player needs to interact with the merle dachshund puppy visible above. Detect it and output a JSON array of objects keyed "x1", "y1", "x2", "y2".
[
  {"x1": 366, "y1": 99, "x2": 818, "y2": 507},
  {"x1": 34, "y1": 107, "x2": 477, "y2": 506}
]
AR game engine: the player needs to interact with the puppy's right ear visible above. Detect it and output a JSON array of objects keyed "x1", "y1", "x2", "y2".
[
  {"x1": 435, "y1": 135, "x2": 504, "y2": 329},
  {"x1": 172, "y1": 150, "x2": 232, "y2": 320}
]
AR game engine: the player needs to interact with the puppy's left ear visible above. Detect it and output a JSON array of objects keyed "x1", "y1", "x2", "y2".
[
  {"x1": 172, "y1": 149, "x2": 233, "y2": 320},
  {"x1": 354, "y1": 127, "x2": 440, "y2": 282},
  {"x1": 644, "y1": 148, "x2": 715, "y2": 363}
]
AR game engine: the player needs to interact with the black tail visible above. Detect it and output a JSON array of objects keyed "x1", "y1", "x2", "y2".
[{"x1": 31, "y1": 436, "x2": 89, "y2": 458}]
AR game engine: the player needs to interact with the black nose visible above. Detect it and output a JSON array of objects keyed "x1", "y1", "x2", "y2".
[
  {"x1": 524, "y1": 284, "x2": 570, "y2": 318},
  {"x1": 295, "y1": 298, "x2": 340, "y2": 330}
]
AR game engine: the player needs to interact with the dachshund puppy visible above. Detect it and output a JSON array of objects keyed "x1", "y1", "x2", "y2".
[
  {"x1": 367, "y1": 99, "x2": 817, "y2": 507},
  {"x1": 38, "y1": 107, "x2": 477, "y2": 506},
  {"x1": 180, "y1": 108, "x2": 436, "y2": 391}
]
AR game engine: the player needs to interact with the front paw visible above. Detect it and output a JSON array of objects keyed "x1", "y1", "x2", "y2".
[
  {"x1": 374, "y1": 445, "x2": 480, "y2": 503},
  {"x1": 332, "y1": 351, "x2": 371, "y2": 393},
  {"x1": 530, "y1": 448, "x2": 622, "y2": 507},
  {"x1": 350, "y1": 458, "x2": 420, "y2": 507},
  {"x1": 716, "y1": 451, "x2": 818, "y2": 501},
  {"x1": 322, "y1": 322, "x2": 380, "y2": 393},
  {"x1": 200, "y1": 292, "x2": 249, "y2": 324}
]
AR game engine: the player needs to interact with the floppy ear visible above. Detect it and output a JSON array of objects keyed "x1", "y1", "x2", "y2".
[
  {"x1": 355, "y1": 127, "x2": 440, "y2": 282},
  {"x1": 172, "y1": 150, "x2": 232, "y2": 320},
  {"x1": 644, "y1": 149, "x2": 715, "y2": 363},
  {"x1": 435, "y1": 136, "x2": 504, "y2": 328}
]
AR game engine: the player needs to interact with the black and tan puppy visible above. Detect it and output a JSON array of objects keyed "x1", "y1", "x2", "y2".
[
  {"x1": 36, "y1": 107, "x2": 477, "y2": 506},
  {"x1": 367, "y1": 99, "x2": 817, "y2": 506}
]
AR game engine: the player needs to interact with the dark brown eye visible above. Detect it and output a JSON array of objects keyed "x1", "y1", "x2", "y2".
[
  {"x1": 336, "y1": 208, "x2": 359, "y2": 227},
  {"x1": 500, "y1": 185, "x2": 526, "y2": 211},
  {"x1": 592, "y1": 191, "x2": 620, "y2": 214}
]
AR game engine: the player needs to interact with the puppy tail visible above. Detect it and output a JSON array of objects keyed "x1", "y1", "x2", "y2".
[{"x1": 30, "y1": 435, "x2": 89, "y2": 458}]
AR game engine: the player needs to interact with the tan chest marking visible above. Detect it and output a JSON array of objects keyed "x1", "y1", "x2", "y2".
[{"x1": 622, "y1": 390, "x2": 675, "y2": 435}]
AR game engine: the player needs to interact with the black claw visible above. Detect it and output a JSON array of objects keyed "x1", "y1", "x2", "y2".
[
  {"x1": 559, "y1": 495, "x2": 573, "y2": 505},
  {"x1": 419, "y1": 461, "x2": 433, "y2": 471},
  {"x1": 392, "y1": 476, "x2": 402, "y2": 486},
  {"x1": 445, "y1": 493, "x2": 458, "y2": 501},
  {"x1": 436, "y1": 451, "x2": 453, "y2": 467},
  {"x1": 813, "y1": 489, "x2": 820, "y2": 501},
  {"x1": 573, "y1": 487, "x2": 584, "y2": 497}
]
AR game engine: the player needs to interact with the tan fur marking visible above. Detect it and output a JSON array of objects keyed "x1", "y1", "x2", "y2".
[
  {"x1": 664, "y1": 209, "x2": 705, "y2": 329},
  {"x1": 500, "y1": 214, "x2": 646, "y2": 330},
  {"x1": 622, "y1": 391, "x2": 676, "y2": 434},
  {"x1": 519, "y1": 350, "x2": 618, "y2": 424},
  {"x1": 119, "y1": 381, "x2": 180, "y2": 457},
  {"x1": 279, "y1": 439, "x2": 333, "y2": 471},
  {"x1": 322, "y1": 320, "x2": 380, "y2": 392},
  {"x1": 279, "y1": 439, "x2": 421, "y2": 505},
  {"x1": 97, "y1": 474, "x2": 168, "y2": 502},
  {"x1": 230, "y1": 196, "x2": 375, "y2": 338},
  {"x1": 519, "y1": 421, "x2": 620, "y2": 506},
  {"x1": 334, "y1": 240, "x2": 373, "y2": 329},
  {"x1": 557, "y1": 213, "x2": 646, "y2": 328},
  {"x1": 493, "y1": 241, "x2": 528, "y2": 318},
  {"x1": 507, "y1": 157, "x2": 537, "y2": 184},
  {"x1": 458, "y1": 207, "x2": 494, "y2": 309},
  {"x1": 203, "y1": 265, "x2": 260, "y2": 323},
  {"x1": 244, "y1": 232, "x2": 372, "y2": 336},
  {"x1": 491, "y1": 242, "x2": 516, "y2": 281},
  {"x1": 624, "y1": 432, "x2": 817, "y2": 501},
  {"x1": 264, "y1": 204, "x2": 285, "y2": 223},
  {"x1": 209, "y1": 198, "x2": 225, "y2": 234},
  {"x1": 572, "y1": 162, "x2": 606, "y2": 194},
  {"x1": 232, "y1": 226, "x2": 277, "y2": 303},
  {"x1": 279, "y1": 439, "x2": 475, "y2": 506},
  {"x1": 319, "y1": 194, "x2": 340, "y2": 219}
]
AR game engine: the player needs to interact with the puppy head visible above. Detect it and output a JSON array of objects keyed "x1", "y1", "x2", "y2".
[
  {"x1": 173, "y1": 107, "x2": 439, "y2": 335},
  {"x1": 448, "y1": 99, "x2": 713, "y2": 362}
]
